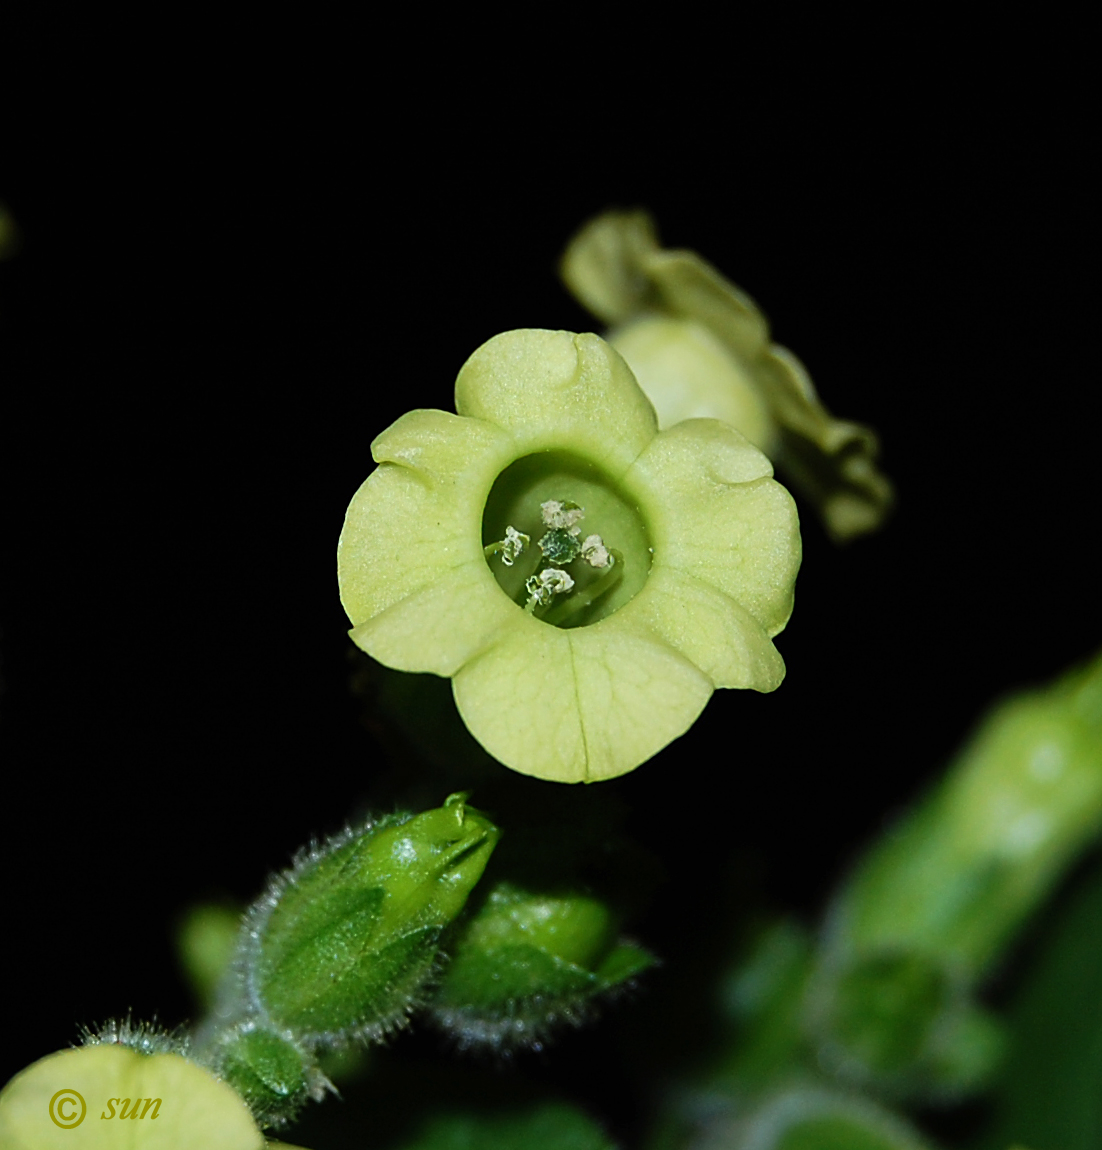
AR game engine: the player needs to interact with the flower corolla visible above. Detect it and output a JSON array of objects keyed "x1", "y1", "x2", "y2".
[{"x1": 338, "y1": 329, "x2": 800, "y2": 782}]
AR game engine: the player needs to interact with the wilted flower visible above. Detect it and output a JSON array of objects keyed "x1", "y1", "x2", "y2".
[
  {"x1": 561, "y1": 210, "x2": 893, "y2": 543},
  {"x1": 338, "y1": 329, "x2": 800, "y2": 783}
]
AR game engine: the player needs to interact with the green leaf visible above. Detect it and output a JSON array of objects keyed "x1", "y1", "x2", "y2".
[{"x1": 976, "y1": 853, "x2": 1102, "y2": 1150}]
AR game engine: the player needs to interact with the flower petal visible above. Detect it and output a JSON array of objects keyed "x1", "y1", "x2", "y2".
[
  {"x1": 0, "y1": 1046, "x2": 262, "y2": 1149},
  {"x1": 626, "y1": 419, "x2": 801, "y2": 637},
  {"x1": 621, "y1": 566, "x2": 786, "y2": 692},
  {"x1": 350, "y1": 560, "x2": 522, "y2": 676},
  {"x1": 452, "y1": 618, "x2": 712, "y2": 783},
  {"x1": 338, "y1": 409, "x2": 513, "y2": 626},
  {"x1": 454, "y1": 330, "x2": 657, "y2": 477}
]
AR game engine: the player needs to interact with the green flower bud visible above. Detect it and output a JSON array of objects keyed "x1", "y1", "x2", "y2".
[
  {"x1": 338, "y1": 328, "x2": 800, "y2": 783},
  {"x1": 428, "y1": 880, "x2": 655, "y2": 1051},
  {"x1": 561, "y1": 210, "x2": 893, "y2": 543},
  {"x1": 833, "y1": 649, "x2": 1102, "y2": 977},
  {"x1": 807, "y1": 651, "x2": 1102, "y2": 1099},
  {"x1": 0, "y1": 1044, "x2": 264, "y2": 1149},
  {"x1": 187, "y1": 797, "x2": 499, "y2": 1128},
  {"x1": 228, "y1": 794, "x2": 500, "y2": 1046}
]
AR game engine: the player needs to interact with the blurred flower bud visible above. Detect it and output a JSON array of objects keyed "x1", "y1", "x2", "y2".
[
  {"x1": 832, "y1": 649, "x2": 1102, "y2": 976},
  {"x1": 808, "y1": 650, "x2": 1102, "y2": 1098},
  {"x1": 428, "y1": 880, "x2": 655, "y2": 1051},
  {"x1": 561, "y1": 210, "x2": 893, "y2": 543}
]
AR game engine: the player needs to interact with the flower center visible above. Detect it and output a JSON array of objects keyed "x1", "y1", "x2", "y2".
[{"x1": 482, "y1": 453, "x2": 652, "y2": 628}]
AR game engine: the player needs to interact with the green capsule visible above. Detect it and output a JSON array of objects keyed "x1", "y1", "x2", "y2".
[
  {"x1": 429, "y1": 880, "x2": 655, "y2": 1050},
  {"x1": 242, "y1": 794, "x2": 500, "y2": 1045}
]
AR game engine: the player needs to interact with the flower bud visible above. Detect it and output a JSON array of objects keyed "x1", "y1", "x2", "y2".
[
  {"x1": 242, "y1": 793, "x2": 500, "y2": 1045},
  {"x1": 561, "y1": 209, "x2": 893, "y2": 543},
  {"x1": 428, "y1": 880, "x2": 655, "y2": 1051}
]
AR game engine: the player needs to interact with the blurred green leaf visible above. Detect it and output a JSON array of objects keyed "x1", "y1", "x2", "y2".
[{"x1": 977, "y1": 853, "x2": 1102, "y2": 1150}]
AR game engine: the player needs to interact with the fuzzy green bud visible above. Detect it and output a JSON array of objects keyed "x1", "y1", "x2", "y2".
[
  {"x1": 190, "y1": 797, "x2": 500, "y2": 1128},
  {"x1": 429, "y1": 881, "x2": 655, "y2": 1050},
  {"x1": 246, "y1": 794, "x2": 500, "y2": 1044}
]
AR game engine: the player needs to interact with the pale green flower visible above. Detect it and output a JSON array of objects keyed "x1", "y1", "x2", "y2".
[
  {"x1": 338, "y1": 329, "x2": 800, "y2": 783},
  {"x1": 0, "y1": 1045, "x2": 264, "y2": 1149},
  {"x1": 561, "y1": 210, "x2": 894, "y2": 543}
]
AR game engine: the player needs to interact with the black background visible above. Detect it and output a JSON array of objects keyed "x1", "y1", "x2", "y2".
[{"x1": 1, "y1": 27, "x2": 1097, "y2": 1146}]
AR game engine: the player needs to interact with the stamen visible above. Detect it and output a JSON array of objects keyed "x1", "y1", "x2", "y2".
[
  {"x1": 485, "y1": 525, "x2": 530, "y2": 566},
  {"x1": 525, "y1": 567, "x2": 575, "y2": 612},
  {"x1": 541, "y1": 500, "x2": 584, "y2": 533},
  {"x1": 580, "y1": 534, "x2": 612, "y2": 569},
  {"x1": 500, "y1": 526, "x2": 529, "y2": 566}
]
